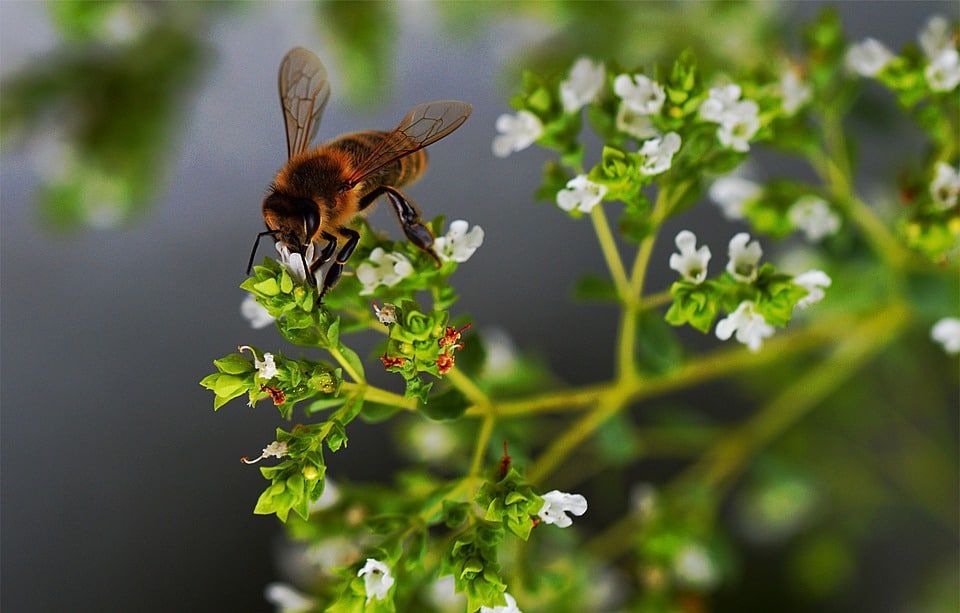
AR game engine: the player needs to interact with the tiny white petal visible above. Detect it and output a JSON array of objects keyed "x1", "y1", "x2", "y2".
[
  {"x1": 699, "y1": 84, "x2": 743, "y2": 122},
  {"x1": 356, "y1": 248, "x2": 413, "y2": 295},
  {"x1": 669, "y1": 230, "x2": 711, "y2": 284},
  {"x1": 256, "y1": 352, "x2": 279, "y2": 380},
  {"x1": 241, "y1": 294, "x2": 275, "y2": 329},
  {"x1": 931, "y1": 317, "x2": 960, "y2": 354},
  {"x1": 493, "y1": 110, "x2": 543, "y2": 157},
  {"x1": 265, "y1": 582, "x2": 315, "y2": 613},
  {"x1": 793, "y1": 269, "x2": 832, "y2": 309},
  {"x1": 561, "y1": 57, "x2": 605, "y2": 112},
  {"x1": 538, "y1": 490, "x2": 588, "y2": 528},
  {"x1": 845, "y1": 38, "x2": 894, "y2": 76},
  {"x1": 709, "y1": 175, "x2": 761, "y2": 220},
  {"x1": 358, "y1": 558, "x2": 395, "y2": 603},
  {"x1": 716, "y1": 301, "x2": 775, "y2": 352},
  {"x1": 788, "y1": 196, "x2": 841, "y2": 242},
  {"x1": 715, "y1": 100, "x2": 760, "y2": 152},
  {"x1": 638, "y1": 131, "x2": 681, "y2": 176},
  {"x1": 434, "y1": 220, "x2": 485, "y2": 263},
  {"x1": 926, "y1": 48, "x2": 960, "y2": 92},
  {"x1": 726, "y1": 232, "x2": 763, "y2": 283},
  {"x1": 931, "y1": 162, "x2": 960, "y2": 209},
  {"x1": 556, "y1": 174, "x2": 608, "y2": 213},
  {"x1": 614, "y1": 73, "x2": 666, "y2": 115},
  {"x1": 919, "y1": 15, "x2": 953, "y2": 60},
  {"x1": 480, "y1": 592, "x2": 523, "y2": 613},
  {"x1": 780, "y1": 69, "x2": 812, "y2": 114}
]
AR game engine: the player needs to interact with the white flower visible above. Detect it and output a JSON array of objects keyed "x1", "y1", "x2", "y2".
[
  {"x1": 492, "y1": 110, "x2": 543, "y2": 157},
  {"x1": 931, "y1": 317, "x2": 960, "y2": 354},
  {"x1": 788, "y1": 196, "x2": 841, "y2": 242},
  {"x1": 926, "y1": 48, "x2": 960, "y2": 92},
  {"x1": 242, "y1": 440, "x2": 289, "y2": 465},
  {"x1": 537, "y1": 490, "x2": 588, "y2": 528},
  {"x1": 780, "y1": 68, "x2": 812, "y2": 114},
  {"x1": 241, "y1": 294, "x2": 275, "y2": 329},
  {"x1": 373, "y1": 301, "x2": 397, "y2": 325},
  {"x1": 407, "y1": 420, "x2": 459, "y2": 462},
  {"x1": 669, "y1": 230, "x2": 711, "y2": 284},
  {"x1": 561, "y1": 57, "x2": 605, "y2": 112},
  {"x1": 709, "y1": 175, "x2": 761, "y2": 220},
  {"x1": 434, "y1": 220, "x2": 485, "y2": 262},
  {"x1": 845, "y1": 38, "x2": 894, "y2": 76},
  {"x1": 726, "y1": 232, "x2": 763, "y2": 282},
  {"x1": 355, "y1": 248, "x2": 413, "y2": 295},
  {"x1": 275, "y1": 241, "x2": 319, "y2": 285},
  {"x1": 358, "y1": 558, "x2": 395, "y2": 604},
  {"x1": 919, "y1": 15, "x2": 953, "y2": 60},
  {"x1": 638, "y1": 131, "x2": 681, "y2": 175},
  {"x1": 308, "y1": 477, "x2": 341, "y2": 512},
  {"x1": 614, "y1": 73, "x2": 666, "y2": 115},
  {"x1": 792, "y1": 269, "x2": 832, "y2": 309},
  {"x1": 699, "y1": 84, "x2": 744, "y2": 123},
  {"x1": 673, "y1": 543, "x2": 719, "y2": 589},
  {"x1": 257, "y1": 352, "x2": 279, "y2": 379},
  {"x1": 931, "y1": 162, "x2": 960, "y2": 209},
  {"x1": 427, "y1": 575, "x2": 467, "y2": 611},
  {"x1": 480, "y1": 592, "x2": 523, "y2": 613},
  {"x1": 715, "y1": 100, "x2": 760, "y2": 152},
  {"x1": 716, "y1": 301, "x2": 775, "y2": 352},
  {"x1": 265, "y1": 582, "x2": 315, "y2": 613},
  {"x1": 616, "y1": 105, "x2": 659, "y2": 139},
  {"x1": 557, "y1": 174, "x2": 608, "y2": 213}
]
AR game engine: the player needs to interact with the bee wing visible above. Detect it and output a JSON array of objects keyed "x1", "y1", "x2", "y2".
[
  {"x1": 346, "y1": 100, "x2": 472, "y2": 185},
  {"x1": 278, "y1": 47, "x2": 331, "y2": 159}
]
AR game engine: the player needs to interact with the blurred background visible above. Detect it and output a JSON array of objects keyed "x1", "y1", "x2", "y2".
[{"x1": 1, "y1": 2, "x2": 957, "y2": 612}]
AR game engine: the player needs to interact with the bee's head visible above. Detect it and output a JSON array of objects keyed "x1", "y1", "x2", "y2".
[{"x1": 262, "y1": 190, "x2": 322, "y2": 249}]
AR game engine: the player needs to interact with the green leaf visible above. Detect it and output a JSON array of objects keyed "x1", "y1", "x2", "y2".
[
  {"x1": 572, "y1": 273, "x2": 620, "y2": 302},
  {"x1": 420, "y1": 387, "x2": 470, "y2": 421}
]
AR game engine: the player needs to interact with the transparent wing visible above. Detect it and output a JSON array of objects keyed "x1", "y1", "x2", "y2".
[
  {"x1": 278, "y1": 47, "x2": 330, "y2": 159},
  {"x1": 346, "y1": 100, "x2": 472, "y2": 185}
]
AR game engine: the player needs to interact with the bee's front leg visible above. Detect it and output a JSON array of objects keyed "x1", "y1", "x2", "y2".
[
  {"x1": 318, "y1": 228, "x2": 359, "y2": 301},
  {"x1": 381, "y1": 186, "x2": 442, "y2": 268}
]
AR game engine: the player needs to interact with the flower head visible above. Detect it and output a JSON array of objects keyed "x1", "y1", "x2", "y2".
[
  {"x1": 931, "y1": 162, "x2": 960, "y2": 209},
  {"x1": 434, "y1": 220, "x2": 485, "y2": 262},
  {"x1": 919, "y1": 15, "x2": 953, "y2": 60},
  {"x1": 537, "y1": 490, "x2": 588, "y2": 528},
  {"x1": 699, "y1": 84, "x2": 743, "y2": 122},
  {"x1": 275, "y1": 241, "x2": 319, "y2": 285},
  {"x1": 357, "y1": 558, "x2": 395, "y2": 604},
  {"x1": 265, "y1": 582, "x2": 315, "y2": 613},
  {"x1": 557, "y1": 174, "x2": 608, "y2": 213},
  {"x1": 240, "y1": 345, "x2": 279, "y2": 379},
  {"x1": 780, "y1": 68, "x2": 812, "y2": 114},
  {"x1": 709, "y1": 174, "x2": 761, "y2": 220},
  {"x1": 373, "y1": 301, "x2": 397, "y2": 325},
  {"x1": 715, "y1": 100, "x2": 760, "y2": 152},
  {"x1": 493, "y1": 110, "x2": 543, "y2": 158},
  {"x1": 845, "y1": 38, "x2": 894, "y2": 76},
  {"x1": 788, "y1": 196, "x2": 841, "y2": 242},
  {"x1": 355, "y1": 248, "x2": 413, "y2": 295},
  {"x1": 480, "y1": 592, "x2": 523, "y2": 613},
  {"x1": 792, "y1": 269, "x2": 832, "y2": 309},
  {"x1": 669, "y1": 230, "x2": 711, "y2": 284},
  {"x1": 716, "y1": 300, "x2": 775, "y2": 352},
  {"x1": 242, "y1": 440, "x2": 289, "y2": 465},
  {"x1": 638, "y1": 132, "x2": 681, "y2": 175},
  {"x1": 931, "y1": 317, "x2": 960, "y2": 354},
  {"x1": 726, "y1": 232, "x2": 763, "y2": 282},
  {"x1": 614, "y1": 73, "x2": 666, "y2": 115},
  {"x1": 925, "y1": 48, "x2": 960, "y2": 92},
  {"x1": 241, "y1": 294, "x2": 275, "y2": 329},
  {"x1": 561, "y1": 57, "x2": 605, "y2": 113},
  {"x1": 616, "y1": 105, "x2": 658, "y2": 139}
]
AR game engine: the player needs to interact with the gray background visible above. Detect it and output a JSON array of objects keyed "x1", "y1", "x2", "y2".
[{"x1": 1, "y1": 2, "x2": 955, "y2": 612}]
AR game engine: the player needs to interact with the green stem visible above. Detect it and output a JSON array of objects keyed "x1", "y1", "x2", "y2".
[{"x1": 590, "y1": 204, "x2": 630, "y2": 299}]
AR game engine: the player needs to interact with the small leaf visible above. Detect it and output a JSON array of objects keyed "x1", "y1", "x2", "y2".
[{"x1": 420, "y1": 387, "x2": 470, "y2": 421}]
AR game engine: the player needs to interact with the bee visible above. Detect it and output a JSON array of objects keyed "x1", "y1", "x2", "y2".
[{"x1": 247, "y1": 47, "x2": 472, "y2": 299}]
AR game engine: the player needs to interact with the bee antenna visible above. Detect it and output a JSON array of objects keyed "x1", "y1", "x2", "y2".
[{"x1": 247, "y1": 230, "x2": 280, "y2": 275}]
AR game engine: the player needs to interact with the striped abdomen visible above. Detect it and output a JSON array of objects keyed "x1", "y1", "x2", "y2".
[{"x1": 329, "y1": 130, "x2": 427, "y2": 199}]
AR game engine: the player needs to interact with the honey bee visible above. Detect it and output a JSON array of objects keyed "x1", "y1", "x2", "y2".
[{"x1": 247, "y1": 47, "x2": 472, "y2": 299}]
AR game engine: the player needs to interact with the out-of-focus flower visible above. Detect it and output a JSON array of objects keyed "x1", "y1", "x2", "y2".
[
  {"x1": 434, "y1": 220, "x2": 484, "y2": 262},
  {"x1": 925, "y1": 48, "x2": 960, "y2": 92},
  {"x1": 241, "y1": 294, "x2": 275, "y2": 329},
  {"x1": 788, "y1": 196, "x2": 841, "y2": 242},
  {"x1": 638, "y1": 132, "x2": 681, "y2": 175},
  {"x1": 355, "y1": 248, "x2": 413, "y2": 295},
  {"x1": 557, "y1": 174, "x2": 608, "y2": 213},
  {"x1": 493, "y1": 110, "x2": 543, "y2": 157},
  {"x1": 480, "y1": 592, "x2": 523, "y2": 613},
  {"x1": 845, "y1": 38, "x2": 895, "y2": 76},
  {"x1": 793, "y1": 270, "x2": 832, "y2": 309},
  {"x1": 726, "y1": 232, "x2": 763, "y2": 282},
  {"x1": 614, "y1": 73, "x2": 666, "y2": 115},
  {"x1": 358, "y1": 558, "x2": 395, "y2": 604},
  {"x1": 264, "y1": 582, "x2": 315, "y2": 613},
  {"x1": 709, "y1": 175, "x2": 761, "y2": 220},
  {"x1": 673, "y1": 543, "x2": 720, "y2": 590},
  {"x1": 931, "y1": 317, "x2": 960, "y2": 354},
  {"x1": 716, "y1": 301, "x2": 775, "y2": 352},
  {"x1": 561, "y1": 57, "x2": 605, "y2": 112},
  {"x1": 931, "y1": 162, "x2": 960, "y2": 209},
  {"x1": 780, "y1": 68, "x2": 812, "y2": 114}
]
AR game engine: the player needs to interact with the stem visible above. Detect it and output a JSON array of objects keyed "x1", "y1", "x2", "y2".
[{"x1": 590, "y1": 205, "x2": 630, "y2": 299}]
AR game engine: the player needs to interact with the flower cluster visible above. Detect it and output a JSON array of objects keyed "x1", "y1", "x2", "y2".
[{"x1": 698, "y1": 84, "x2": 760, "y2": 152}]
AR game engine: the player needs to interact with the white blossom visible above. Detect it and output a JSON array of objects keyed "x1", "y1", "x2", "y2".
[
  {"x1": 614, "y1": 73, "x2": 666, "y2": 115},
  {"x1": 919, "y1": 15, "x2": 953, "y2": 60},
  {"x1": 716, "y1": 300, "x2": 775, "y2": 352},
  {"x1": 265, "y1": 582, "x2": 315, "y2": 613},
  {"x1": 780, "y1": 68, "x2": 812, "y2": 114},
  {"x1": 434, "y1": 220, "x2": 485, "y2": 263},
  {"x1": 557, "y1": 174, "x2": 608, "y2": 213},
  {"x1": 931, "y1": 162, "x2": 960, "y2": 209},
  {"x1": 355, "y1": 248, "x2": 413, "y2": 295},
  {"x1": 845, "y1": 38, "x2": 894, "y2": 76},
  {"x1": 275, "y1": 242, "x2": 319, "y2": 285},
  {"x1": 242, "y1": 440, "x2": 289, "y2": 465},
  {"x1": 241, "y1": 294, "x2": 275, "y2": 329},
  {"x1": 709, "y1": 175, "x2": 761, "y2": 220},
  {"x1": 480, "y1": 592, "x2": 523, "y2": 613},
  {"x1": 427, "y1": 575, "x2": 467, "y2": 611},
  {"x1": 638, "y1": 131, "x2": 681, "y2": 175},
  {"x1": 699, "y1": 84, "x2": 744, "y2": 123},
  {"x1": 931, "y1": 317, "x2": 960, "y2": 354},
  {"x1": 561, "y1": 57, "x2": 605, "y2": 112},
  {"x1": 673, "y1": 543, "x2": 719, "y2": 589},
  {"x1": 715, "y1": 100, "x2": 760, "y2": 152},
  {"x1": 358, "y1": 558, "x2": 395, "y2": 604},
  {"x1": 926, "y1": 48, "x2": 960, "y2": 92},
  {"x1": 240, "y1": 345, "x2": 280, "y2": 380},
  {"x1": 492, "y1": 110, "x2": 543, "y2": 157},
  {"x1": 537, "y1": 490, "x2": 588, "y2": 528},
  {"x1": 788, "y1": 196, "x2": 841, "y2": 242},
  {"x1": 793, "y1": 269, "x2": 832, "y2": 309},
  {"x1": 616, "y1": 105, "x2": 659, "y2": 139},
  {"x1": 726, "y1": 232, "x2": 763, "y2": 282},
  {"x1": 669, "y1": 230, "x2": 711, "y2": 284},
  {"x1": 308, "y1": 477, "x2": 341, "y2": 512}
]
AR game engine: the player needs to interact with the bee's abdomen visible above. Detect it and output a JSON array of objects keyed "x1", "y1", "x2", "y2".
[{"x1": 329, "y1": 131, "x2": 426, "y2": 192}]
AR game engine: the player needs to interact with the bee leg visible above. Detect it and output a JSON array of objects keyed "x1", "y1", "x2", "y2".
[
  {"x1": 318, "y1": 227, "x2": 359, "y2": 300},
  {"x1": 310, "y1": 232, "x2": 338, "y2": 283},
  {"x1": 382, "y1": 186, "x2": 442, "y2": 268}
]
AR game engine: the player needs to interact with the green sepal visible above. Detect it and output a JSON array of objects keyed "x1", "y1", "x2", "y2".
[
  {"x1": 665, "y1": 280, "x2": 720, "y2": 333},
  {"x1": 475, "y1": 468, "x2": 543, "y2": 541}
]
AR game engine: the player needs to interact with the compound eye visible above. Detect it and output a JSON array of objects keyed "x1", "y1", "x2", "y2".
[{"x1": 302, "y1": 206, "x2": 321, "y2": 239}]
